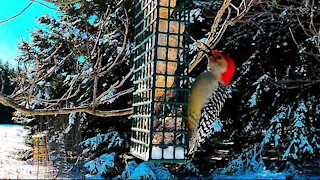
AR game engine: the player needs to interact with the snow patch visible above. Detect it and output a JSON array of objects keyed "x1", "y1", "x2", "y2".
[
  {"x1": 0, "y1": 124, "x2": 51, "y2": 179},
  {"x1": 213, "y1": 170, "x2": 290, "y2": 179}
]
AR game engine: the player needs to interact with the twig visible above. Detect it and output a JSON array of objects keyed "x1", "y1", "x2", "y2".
[
  {"x1": 34, "y1": 0, "x2": 56, "y2": 10},
  {"x1": 187, "y1": 0, "x2": 255, "y2": 73},
  {"x1": 0, "y1": 1, "x2": 34, "y2": 25}
]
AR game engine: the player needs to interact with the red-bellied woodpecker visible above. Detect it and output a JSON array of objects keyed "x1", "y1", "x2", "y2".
[{"x1": 188, "y1": 50, "x2": 235, "y2": 156}]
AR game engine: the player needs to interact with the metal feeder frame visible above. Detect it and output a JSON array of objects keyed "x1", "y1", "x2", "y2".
[{"x1": 131, "y1": 0, "x2": 191, "y2": 163}]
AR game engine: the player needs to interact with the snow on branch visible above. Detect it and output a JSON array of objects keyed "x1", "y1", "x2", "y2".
[
  {"x1": 122, "y1": 162, "x2": 172, "y2": 179},
  {"x1": 283, "y1": 102, "x2": 314, "y2": 159},
  {"x1": 221, "y1": 145, "x2": 265, "y2": 175},
  {"x1": 248, "y1": 74, "x2": 269, "y2": 108},
  {"x1": 80, "y1": 131, "x2": 123, "y2": 155},
  {"x1": 84, "y1": 152, "x2": 116, "y2": 178},
  {"x1": 64, "y1": 112, "x2": 76, "y2": 133},
  {"x1": 0, "y1": 3, "x2": 134, "y2": 118}
]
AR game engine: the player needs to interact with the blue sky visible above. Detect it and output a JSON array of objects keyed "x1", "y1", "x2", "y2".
[{"x1": 0, "y1": 0, "x2": 56, "y2": 67}]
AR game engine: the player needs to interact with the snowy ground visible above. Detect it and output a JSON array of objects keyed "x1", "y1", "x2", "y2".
[
  {"x1": 0, "y1": 124, "x2": 52, "y2": 179},
  {"x1": 212, "y1": 172, "x2": 320, "y2": 180},
  {"x1": 0, "y1": 124, "x2": 318, "y2": 179}
]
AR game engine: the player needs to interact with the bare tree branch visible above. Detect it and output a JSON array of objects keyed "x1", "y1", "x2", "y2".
[
  {"x1": 0, "y1": 1, "x2": 34, "y2": 25},
  {"x1": 0, "y1": 93, "x2": 132, "y2": 117},
  {"x1": 0, "y1": 3, "x2": 133, "y2": 118},
  {"x1": 188, "y1": 0, "x2": 255, "y2": 73}
]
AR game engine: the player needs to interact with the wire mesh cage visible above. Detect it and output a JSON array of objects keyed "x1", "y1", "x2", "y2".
[
  {"x1": 32, "y1": 116, "x2": 83, "y2": 178},
  {"x1": 33, "y1": 130, "x2": 54, "y2": 179},
  {"x1": 131, "y1": 0, "x2": 191, "y2": 162}
]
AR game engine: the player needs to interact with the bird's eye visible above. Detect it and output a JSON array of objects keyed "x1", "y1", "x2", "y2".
[{"x1": 217, "y1": 54, "x2": 222, "y2": 60}]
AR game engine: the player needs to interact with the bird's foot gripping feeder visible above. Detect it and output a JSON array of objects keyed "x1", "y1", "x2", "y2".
[{"x1": 131, "y1": 0, "x2": 191, "y2": 162}]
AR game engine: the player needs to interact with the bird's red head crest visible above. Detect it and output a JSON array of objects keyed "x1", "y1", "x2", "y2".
[{"x1": 210, "y1": 50, "x2": 235, "y2": 85}]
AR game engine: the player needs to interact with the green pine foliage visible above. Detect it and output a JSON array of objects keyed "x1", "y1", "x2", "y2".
[
  {"x1": 0, "y1": 60, "x2": 15, "y2": 123},
  {"x1": 4, "y1": 0, "x2": 319, "y2": 178}
]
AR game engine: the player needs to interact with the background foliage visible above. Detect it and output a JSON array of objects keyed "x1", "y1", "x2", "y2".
[{"x1": 2, "y1": 0, "x2": 319, "y2": 178}]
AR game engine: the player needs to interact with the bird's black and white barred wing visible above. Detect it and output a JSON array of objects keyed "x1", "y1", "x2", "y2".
[{"x1": 197, "y1": 84, "x2": 228, "y2": 143}]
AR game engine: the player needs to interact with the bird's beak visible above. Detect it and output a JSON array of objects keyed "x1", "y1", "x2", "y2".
[{"x1": 188, "y1": 53, "x2": 205, "y2": 74}]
